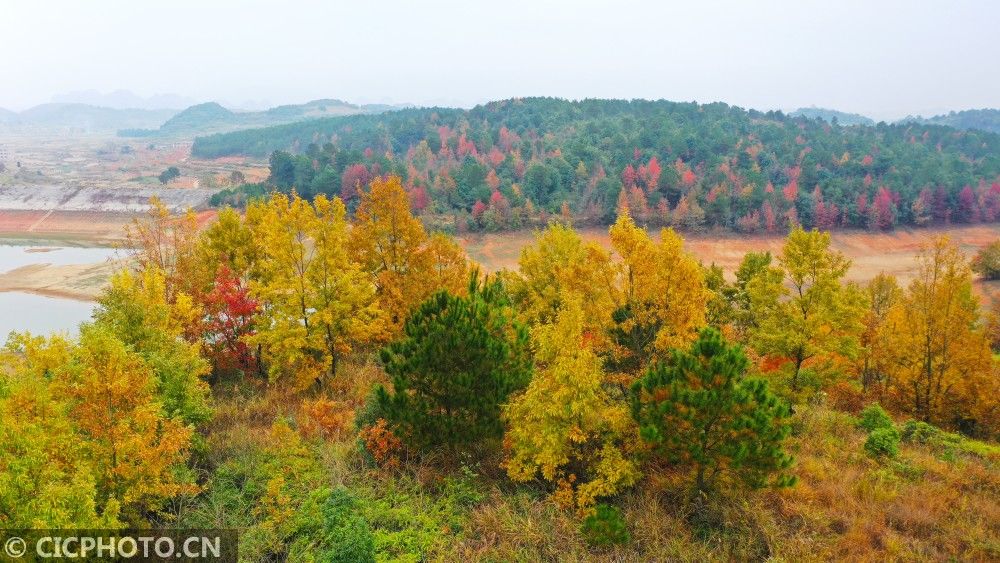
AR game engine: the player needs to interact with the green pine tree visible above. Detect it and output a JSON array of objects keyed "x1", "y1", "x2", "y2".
[
  {"x1": 375, "y1": 273, "x2": 532, "y2": 453},
  {"x1": 631, "y1": 327, "x2": 795, "y2": 494}
]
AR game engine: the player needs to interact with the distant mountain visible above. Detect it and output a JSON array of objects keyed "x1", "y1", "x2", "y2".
[
  {"x1": 900, "y1": 109, "x2": 1000, "y2": 135},
  {"x1": 360, "y1": 103, "x2": 416, "y2": 113},
  {"x1": 0, "y1": 107, "x2": 17, "y2": 124},
  {"x1": 3, "y1": 103, "x2": 176, "y2": 132},
  {"x1": 119, "y1": 98, "x2": 383, "y2": 138},
  {"x1": 157, "y1": 102, "x2": 237, "y2": 133},
  {"x1": 51, "y1": 89, "x2": 196, "y2": 110},
  {"x1": 788, "y1": 107, "x2": 875, "y2": 126}
]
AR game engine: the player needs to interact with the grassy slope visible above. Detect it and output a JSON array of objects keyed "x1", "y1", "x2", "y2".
[{"x1": 192, "y1": 359, "x2": 999, "y2": 562}]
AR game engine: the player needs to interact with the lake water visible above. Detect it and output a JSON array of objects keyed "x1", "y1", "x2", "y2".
[
  {"x1": 0, "y1": 245, "x2": 119, "y2": 270},
  {"x1": 0, "y1": 291, "x2": 97, "y2": 338},
  {"x1": 0, "y1": 244, "x2": 118, "y2": 339}
]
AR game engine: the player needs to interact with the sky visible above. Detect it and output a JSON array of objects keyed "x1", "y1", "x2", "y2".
[{"x1": 1, "y1": 0, "x2": 998, "y2": 120}]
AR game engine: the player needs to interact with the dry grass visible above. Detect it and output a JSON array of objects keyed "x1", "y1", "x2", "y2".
[
  {"x1": 441, "y1": 404, "x2": 1000, "y2": 562},
  {"x1": 194, "y1": 359, "x2": 1000, "y2": 562}
]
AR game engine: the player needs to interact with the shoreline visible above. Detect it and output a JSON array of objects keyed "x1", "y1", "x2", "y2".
[
  {"x1": 2, "y1": 211, "x2": 1000, "y2": 304},
  {"x1": 0, "y1": 262, "x2": 119, "y2": 302},
  {"x1": 0, "y1": 286, "x2": 97, "y2": 302}
]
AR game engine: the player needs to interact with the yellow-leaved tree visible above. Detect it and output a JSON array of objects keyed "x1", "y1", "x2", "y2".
[
  {"x1": 749, "y1": 226, "x2": 865, "y2": 391},
  {"x1": 94, "y1": 267, "x2": 212, "y2": 426},
  {"x1": 195, "y1": 205, "x2": 261, "y2": 282},
  {"x1": 504, "y1": 296, "x2": 640, "y2": 514},
  {"x1": 883, "y1": 237, "x2": 999, "y2": 431},
  {"x1": 349, "y1": 175, "x2": 469, "y2": 332},
  {"x1": 607, "y1": 207, "x2": 707, "y2": 376},
  {"x1": 506, "y1": 221, "x2": 616, "y2": 341},
  {"x1": 248, "y1": 192, "x2": 383, "y2": 389},
  {"x1": 0, "y1": 333, "x2": 119, "y2": 528},
  {"x1": 857, "y1": 273, "x2": 902, "y2": 393}
]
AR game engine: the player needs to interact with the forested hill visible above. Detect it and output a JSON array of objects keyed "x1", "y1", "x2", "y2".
[
  {"x1": 194, "y1": 98, "x2": 1000, "y2": 232},
  {"x1": 788, "y1": 107, "x2": 875, "y2": 126},
  {"x1": 904, "y1": 109, "x2": 1000, "y2": 135}
]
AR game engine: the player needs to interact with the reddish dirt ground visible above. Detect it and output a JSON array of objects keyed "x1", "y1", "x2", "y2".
[{"x1": 0, "y1": 209, "x2": 218, "y2": 244}]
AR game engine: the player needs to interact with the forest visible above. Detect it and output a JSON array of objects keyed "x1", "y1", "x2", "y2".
[
  {"x1": 1, "y1": 175, "x2": 998, "y2": 560},
  {"x1": 196, "y1": 98, "x2": 1000, "y2": 233}
]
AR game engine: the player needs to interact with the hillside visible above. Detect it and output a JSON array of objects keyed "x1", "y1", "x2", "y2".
[
  {"x1": 0, "y1": 107, "x2": 18, "y2": 124},
  {"x1": 903, "y1": 109, "x2": 1000, "y2": 135},
  {"x1": 0, "y1": 103, "x2": 176, "y2": 132},
  {"x1": 119, "y1": 98, "x2": 379, "y2": 138},
  {"x1": 4, "y1": 183, "x2": 998, "y2": 561},
  {"x1": 789, "y1": 107, "x2": 875, "y2": 126},
  {"x1": 193, "y1": 97, "x2": 1000, "y2": 233}
]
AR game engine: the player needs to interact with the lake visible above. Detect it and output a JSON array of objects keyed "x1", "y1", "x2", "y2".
[
  {"x1": 0, "y1": 244, "x2": 118, "y2": 338},
  {"x1": 0, "y1": 291, "x2": 97, "y2": 338}
]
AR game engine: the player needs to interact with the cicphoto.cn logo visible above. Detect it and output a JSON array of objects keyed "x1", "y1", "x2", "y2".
[{"x1": 0, "y1": 530, "x2": 237, "y2": 562}]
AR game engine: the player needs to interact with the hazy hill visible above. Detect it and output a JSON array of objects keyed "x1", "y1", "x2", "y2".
[
  {"x1": 0, "y1": 107, "x2": 17, "y2": 124},
  {"x1": 901, "y1": 109, "x2": 1000, "y2": 135},
  {"x1": 157, "y1": 102, "x2": 236, "y2": 133},
  {"x1": 788, "y1": 107, "x2": 875, "y2": 126},
  {"x1": 51, "y1": 89, "x2": 195, "y2": 110},
  {"x1": 3, "y1": 103, "x2": 176, "y2": 132},
  {"x1": 119, "y1": 98, "x2": 378, "y2": 138},
  {"x1": 193, "y1": 97, "x2": 1000, "y2": 234}
]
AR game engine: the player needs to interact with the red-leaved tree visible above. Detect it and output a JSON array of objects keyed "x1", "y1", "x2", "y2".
[{"x1": 203, "y1": 264, "x2": 260, "y2": 376}]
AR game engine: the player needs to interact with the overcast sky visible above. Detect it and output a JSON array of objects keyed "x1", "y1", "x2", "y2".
[{"x1": 1, "y1": 0, "x2": 997, "y2": 120}]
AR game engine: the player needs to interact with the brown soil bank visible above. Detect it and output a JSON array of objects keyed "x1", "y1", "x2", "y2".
[
  {"x1": 0, "y1": 209, "x2": 218, "y2": 245},
  {"x1": 0, "y1": 262, "x2": 119, "y2": 300}
]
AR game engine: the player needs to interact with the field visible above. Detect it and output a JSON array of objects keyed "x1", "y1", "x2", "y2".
[
  {"x1": 5, "y1": 217, "x2": 1000, "y2": 304},
  {"x1": 462, "y1": 224, "x2": 1000, "y2": 305}
]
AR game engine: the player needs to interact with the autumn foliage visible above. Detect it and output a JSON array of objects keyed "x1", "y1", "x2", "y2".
[{"x1": 2, "y1": 171, "x2": 1000, "y2": 560}]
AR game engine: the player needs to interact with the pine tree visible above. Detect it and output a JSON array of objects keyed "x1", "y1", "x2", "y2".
[
  {"x1": 375, "y1": 274, "x2": 532, "y2": 453},
  {"x1": 631, "y1": 327, "x2": 795, "y2": 495}
]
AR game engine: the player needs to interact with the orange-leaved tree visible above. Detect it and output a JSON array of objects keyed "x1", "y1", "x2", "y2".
[
  {"x1": 54, "y1": 326, "x2": 197, "y2": 524},
  {"x1": 349, "y1": 175, "x2": 470, "y2": 332}
]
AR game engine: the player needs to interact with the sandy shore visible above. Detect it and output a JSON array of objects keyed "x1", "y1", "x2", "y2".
[{"x1": 0, "y1": 262, "x2": 120, "y2": 301}]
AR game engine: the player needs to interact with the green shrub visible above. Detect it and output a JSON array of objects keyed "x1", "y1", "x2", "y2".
[
  {"x1": 356, "y1": 478, "x2": 468, "y2": 560},
  {"x1": 581, "y1": 504, "x2": 631, "y2": 547},
  {"x1": 865, "y1": 427, "x2": 900, "y2": 458},
  {"x1": 857, "y1": 403, "x2": 894, "y2": 433},
  {"x1": 317, "y1": 488, "x2": 376, "y2": 563},
  {"x1": 209, "y1": 182, "x2": 269, "y2": 208},
  {"x1": 900, "y1": 420, "x2": 962, "y2": 447},
  {"x1": 972, "y1": 240, "x2": 1000, "y2": 280}
]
